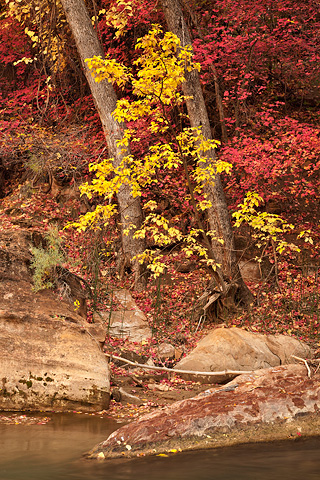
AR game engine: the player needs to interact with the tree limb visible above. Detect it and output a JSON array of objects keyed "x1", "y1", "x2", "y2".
[
  {"x1": 291, "y1": 355, "x2": 311, "y2": 378},
  {"x1": 106, "y1": 353, "x2": 254, "y2": 377}
]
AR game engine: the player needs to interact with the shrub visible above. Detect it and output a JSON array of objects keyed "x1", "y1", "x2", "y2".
[{"x1": 30, "y1": 228, "x2": 64, "y2": 291}]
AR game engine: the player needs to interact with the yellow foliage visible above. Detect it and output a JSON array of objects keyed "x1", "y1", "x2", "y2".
[
  {"x1": 85, "y1": 56, "x2": 131, "y2": 86},
  {"x1": 71, "y1": 26, "x2": 232, "y2": 276},
  {"x1": 104, "y1": 0, "x2": 134, "y2": 38},
  {"x1": 143, "y1": 200, "x2": 158, "y2": 211},
  {"x1": 5, "y1": 0, "x2": 68, "y2": 72},
  {"x1": 233, "y1": 192, "x2": 303, "y2": 253},
  {"x1": 66, "y1": 204, "x2": 118, "y2": 231}
]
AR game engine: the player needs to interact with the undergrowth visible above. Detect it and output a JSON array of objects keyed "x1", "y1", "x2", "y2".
[
  {"x1": 30, "y1": 227, "x2": 65, "y2": 291},
  {"x1": 231, "y1": 266, "x2": 320, "y2": 344},
  {"x1": 1, "y1": 189, "x2": 319, "y2": 357}
]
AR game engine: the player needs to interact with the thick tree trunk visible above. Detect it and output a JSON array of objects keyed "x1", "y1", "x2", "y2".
[
  {"x1": 61, "y1": 0, "x2": 146, "y2": 289},
  {"x1": 160, "y1": 0, "x2": 252, "y2": 304},
  {"x1": 179, "y1": 0, "x2": 228, "y2": 143}
]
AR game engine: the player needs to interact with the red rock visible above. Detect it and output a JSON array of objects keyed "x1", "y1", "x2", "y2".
[{"x1": 86, "y1": 364, "x2": 320, "y2": 459}]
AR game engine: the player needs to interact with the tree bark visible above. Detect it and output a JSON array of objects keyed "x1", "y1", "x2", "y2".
[
  {"x1": 160, "y1": 0, "x2": 252, "y2": 304},
  {"x1": 179, "y1": 0, "x2": 228, "y2": 143},
  {"x1": 60, "y1": 0, "x2": 146, "y2": 289}
]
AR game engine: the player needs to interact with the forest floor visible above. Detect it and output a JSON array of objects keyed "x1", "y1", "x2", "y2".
[
  {"x1": 0, "y1": 183, "x2": 319, "y2": 423},
  {"x1": 101, "y1": 325, "x2": 319, "y2": 422},
  {"x1": 106, "y1": 371, "x2": 211, "y2": 422}
]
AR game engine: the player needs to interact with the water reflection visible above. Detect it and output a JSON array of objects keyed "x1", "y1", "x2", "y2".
[
  {"x1": 1, "y1": 413, "x2": 320, "y2": 480},
  {"x1": 0, "y1": 413, "x2": 121, "y2": 480}
]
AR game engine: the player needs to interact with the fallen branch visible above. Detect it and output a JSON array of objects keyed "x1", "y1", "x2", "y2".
[
  {"x1": 291, "y1": 355, "x2": 311, "y2": 378},
  {"x1": 105, "y1": 353, "x2": 255, "y2": 377}
]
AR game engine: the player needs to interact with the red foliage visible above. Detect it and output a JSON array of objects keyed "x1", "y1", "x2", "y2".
[
  {"x1": 193, "y1": 0, "x2": 320, "y2": 132},
  {"x1": 222, "y1": 114, "x2": 320, "y2": 212}
]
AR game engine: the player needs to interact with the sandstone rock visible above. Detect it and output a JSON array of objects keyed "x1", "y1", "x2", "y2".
[
  {"x1": 112, "y1": 289, "x2": 138, "y2": 310},
  {"x1": 112, "y1": 387, "x2": 143, "y2": 406},
  {"x1": 110, "y1": 349, "x2": 148, "y2": 367},
  {"x1": 0, "y1": 229, "x2": 32, "y2": 281},
  {"x1": 145, "y1": 357, "x2": 156, "y2": 367},
  {"x1": 86, "y1": 364, "x2": 320, "y2": 459},
  {"x1": 147, "y1": 383, "x2": 170, "y2": 392},
  {"x1": 238, "y1": 259, "x2": 261, "y2": 282},
  {"x1": 157, "y1": 342, "x2": 176, "y2": 361},
  {"x1": 55, "y1": 265, "x2": 88, "y2": 319},
  {"x1": 85, "y1": 319, "x2": 107, "y2": 346},
  {"x1": 94, "y1": 289, "x2": 152, "y2": 343},
  {"x1": 0, "y1": 309, "x2": 110, "y2": 412},
  {"x1": 95, "y1": 310, "x2": 152, "y2": 343},
  {"x1": 174, "y1": 327, "x2": 311, "y2": 383},
  {"x1": 0, "y1": 229, "x2": 88, "y2": 317},
  {"x1": 0, "y1": 229, "x2": 110, "y2": 412}
]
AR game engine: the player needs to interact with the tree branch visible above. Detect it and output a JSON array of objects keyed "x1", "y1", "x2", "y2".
[
  {"x1": 106, "y1": 353, "x2": 254, "y2": 377},
  {"x1": 291, "y1": 355, "x2": 311, "y2": 378}
]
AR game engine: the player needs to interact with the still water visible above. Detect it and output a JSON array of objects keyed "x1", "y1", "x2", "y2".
[{"x1": 1, "y1": 413, "x2": 320, "y2": 480}]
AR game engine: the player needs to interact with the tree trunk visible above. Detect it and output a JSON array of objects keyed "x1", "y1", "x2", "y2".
[
  {"x1": 160, "y1": 0, "x2": 252, "y2": 304},
  {"x1": 179, "y1": 0, "x2": 228, "y2": 143},
  {"x1": 60, "y1": 0, "x2": 146, "y2": 289}
]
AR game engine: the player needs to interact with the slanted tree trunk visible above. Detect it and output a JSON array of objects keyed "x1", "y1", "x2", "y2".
[
  {"x1": 61, "y1": 0, "x2": 146, "y2": 289},
  {"x1": 179, "y1": 0, "x2": 228, "y2": 143},
  {"x1": 160, "y1": 0, "x2": 252, "y2": 305}
]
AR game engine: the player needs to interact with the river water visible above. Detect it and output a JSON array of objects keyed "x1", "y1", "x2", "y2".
[{"x1": 1, "y1": 413, "x2": 320, "y2": 480}]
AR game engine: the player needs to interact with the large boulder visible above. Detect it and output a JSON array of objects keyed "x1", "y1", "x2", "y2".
[
  {"x1": 174, "y1": 327, "x2": 311, "y2": 383},
  {"x1": 0, "y1": 229, "x2": 110, "y2": 412},
  {"x1": 86, "y1": 364, "x2": 320, "y2": 459},
  {"x1": 94, "y1": 289, "x2": 152, "y2": 343}
]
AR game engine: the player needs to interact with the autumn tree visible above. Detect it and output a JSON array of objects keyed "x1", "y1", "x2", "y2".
[
  {"x1": 71, "y1": 26, "x2": 232, "y2": 285},
  {"x1": 60, "y1": 0, "x2": 252, "y2": 306},
  {"x1": 160, "y1": 0, "x2": 252, "y2": 304}
]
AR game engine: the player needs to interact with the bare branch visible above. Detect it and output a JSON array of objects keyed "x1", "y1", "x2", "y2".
[
  {"x1": 291, "y1": 355, "x2": 311, "y2": 378},
  {"x1": 106, "y1": 353, "x2": 254, "y2": 377}
]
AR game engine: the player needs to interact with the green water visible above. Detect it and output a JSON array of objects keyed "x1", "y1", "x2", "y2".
[{"x1": 1, "y1": 413, "x2": 320, "y2": 480}]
